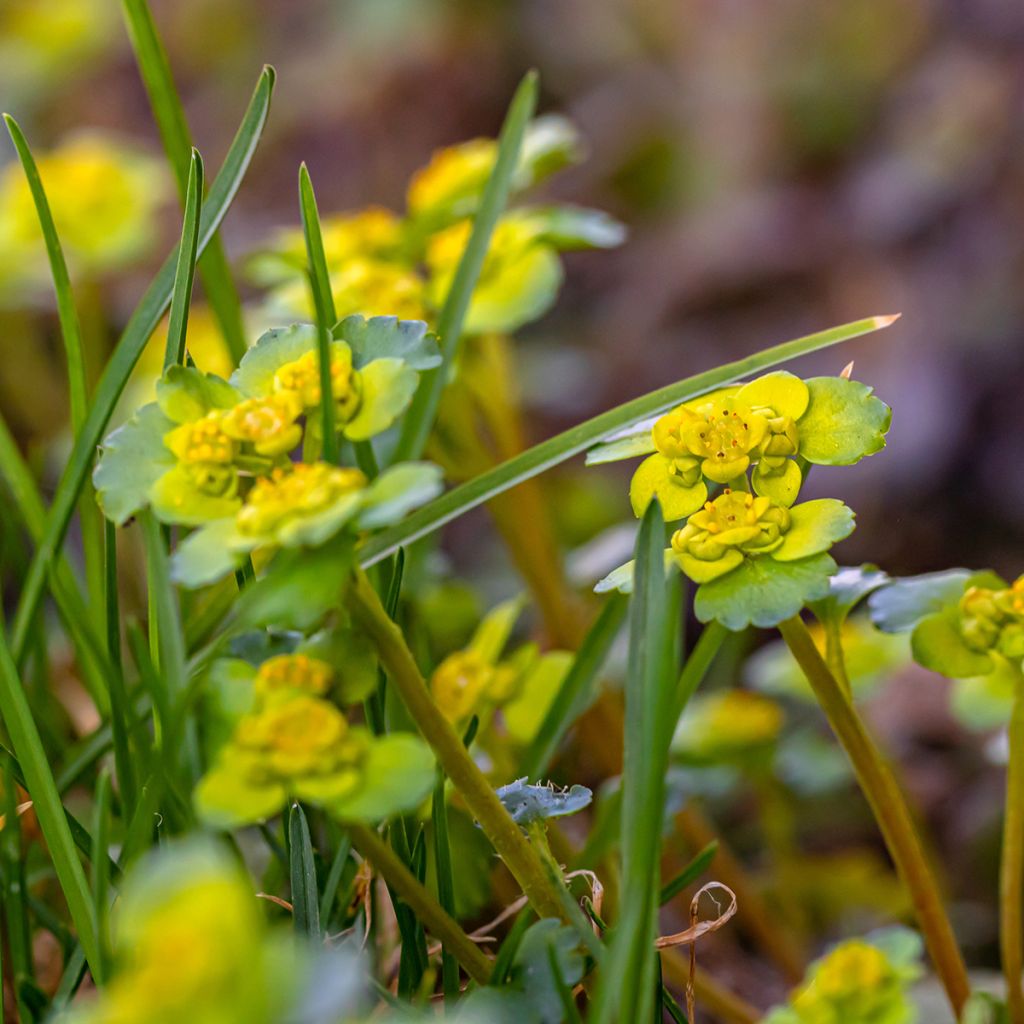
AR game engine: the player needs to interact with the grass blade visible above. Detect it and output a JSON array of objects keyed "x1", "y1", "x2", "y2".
[
  {"x1": 360, "y1": 315, "x2": 899, "y2": 567},
  {"x1": 0, "y1": 413, "x2": 111, "y2": 709},
  {"x1": 288, "y1": 802, "x2": 321, "y2": 938},
  {"x1": 298, "y1": 163, "x2": 339, "y2": 463},
  {"x1": 163, "y1": 149, "x2": 204, "y2": 369},
  {"x1": 317, "y1": 830, "x2": 352, "y2": 928},
  {"x1": 522, "y1": 592, "x2": 628, "y2": 781},
  {"x1": 392, "y1": 71, "x2": 538, "y2": 463},
  {"x1": 9, "y1": 66, "x2": 275, "y2": 666},
  {"x1": 90, "y1": 768, "x2": 112, "y2": 979},
  {"x1": 2, "y1": 116, "x2": 87, "y2": 431},
  {"x1": 594, "y1": 499, "x2": 681, "y2": 1023},
  {"x1": 120, "y1": 0, "x2": 249, "y2": 364},
  {"x1": 432, "y1": 772, "x2": 460, "y2": 999},
  {"x1": 659, "y1": 840, "x2": 718, "y2": 907},
  {"x1": 3, "y1": 113, "x2": 106, "y2": 651},
  {"x1": 0, "y1": 634, "x2": 102, "y2": 979}
]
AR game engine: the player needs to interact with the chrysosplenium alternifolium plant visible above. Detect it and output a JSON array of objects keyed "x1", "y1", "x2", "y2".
[{"x1": 591, "y1": 370, "x2": 891, "y2": 628}]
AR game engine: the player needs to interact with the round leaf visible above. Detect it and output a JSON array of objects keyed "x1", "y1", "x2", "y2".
[
  {"x1": 774, "y1": 499, "x2": 855, "y2": 562},
  {"x1": 694, "y1": 553, "x2": 837, "y2": 630},
  {"x1": 335, "y1": 314, "x2": 440, "y2": 371},
  {"x1": 356, "y1": 461, "x2": 444, "y2": 530},
  {"x1": 328, "y1": 734, "x2": 435, "y2": 823},
  {"x1": 752, "y1": 459, "x2": 802, "y2": 507},
  {"x1": 629, "y1": 454, "x2": 707, "y2": 521},
  {"x1": 194, "y1": 764, "x2": 286, "y2": 829},
  {"x1": 735, "y1": 370, "x2": 809, "y2": 419},
  {"x1": 910, "y1": 609, "x2": 995, "y2": 679},
  {"x1": 798, "y1": 376, "x2": 891, "y2": 465},
  {"x1": 343, "y1": 358, "x2": 418, "y2": 440}
]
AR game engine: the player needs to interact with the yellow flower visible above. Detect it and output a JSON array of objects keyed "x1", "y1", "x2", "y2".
[
  {"x1": 430, "y1": 649, "x2": 494, "y2": 723},
  {"x1": 0, "y1": 133, "x2": 169, "y2": 278},
  {"x1": 959, "y1": 575, "x2": 1024, "y2": 658},
  {"x1": 672, "y1": 490, "x2": 791, "y2": 564},
  {"x1": 273, "y1": 347, "x2": 360, "y2": 418},
  {"x1": 235, "y1": 462, "x2": 367, "y2": 546},
  {"x1": 234, "y1": 695, "x2": 360, "y2": 779},
  {"x1": 164, "y1": 413, "x2": 238, "y2": 466},
  {"x1": 254, "y1": 653, "x2": 334, "y2": 700},
  {"x1": 407, "y1": 138, "x2": 497, "y2": 218},
  {"x1": 653, "y1": 398, "x2": 770, "y2": 486},
  {"x1": 221, "y1": 393, "x2": 303, "y2": 457},
  {"x1": 672, "y1": 690, "x2": 783, "y2": 762}
]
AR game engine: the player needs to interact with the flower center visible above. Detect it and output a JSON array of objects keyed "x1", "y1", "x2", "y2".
[
  {"x1": 166, "y1": 413, "x2": 237, "y2": 465},
  {"x1": 255, "y1": 654, "x2": 334, "y2": 698},
  {"x1": 273, "y1": 350, "x2": 357, "y2": 413},
  {"x1": 671, "y1": 488, "x2": 791, "y2": 562},
  {"x1": 235, "y1": 462, "x2": 367, "y2": 538}
]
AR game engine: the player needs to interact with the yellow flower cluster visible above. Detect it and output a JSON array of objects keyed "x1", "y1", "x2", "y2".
[
  {"x1": 959, "y1": 575, "x2": 1024, "y2": 659},
  {"x1": 0, "y1": 133, "x2": 169, "y2": 295}
]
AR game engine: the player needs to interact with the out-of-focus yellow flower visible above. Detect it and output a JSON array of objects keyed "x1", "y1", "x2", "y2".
[
  {"x1": 0, "y1": 133, "x2": 170, "y2": 283},
  {"x1": 254, "y1": 653, "x2": 334, "y2": 700},
  {"x1": 0, "y1": 0, "x2": 117, "y2": 96},
  {"x1": 65, "y1": 842, "x2": 294, "y2": 1024},
  {"x1": 407, "y1": 137, "x2": 497, "y2": 219},
  {"x1": 672, "y1": 690, "x2": 784, "y2": 763},
  {"x1": 431, "y1": 649, "x2": 496, "y2": 723}
]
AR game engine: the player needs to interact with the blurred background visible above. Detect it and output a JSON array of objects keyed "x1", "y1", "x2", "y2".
[{"x1": 2, "y1": 0, "x2": 1024, "y2": 1011}]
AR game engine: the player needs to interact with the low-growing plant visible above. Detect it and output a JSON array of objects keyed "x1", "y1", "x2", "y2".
[{"x1": 1, "y1": 6, "x2": 1019, "y2": 1023}]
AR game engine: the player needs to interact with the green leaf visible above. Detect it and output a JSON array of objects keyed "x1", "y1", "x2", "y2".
[
  {"x1": 329, "y1": 734, "x2": 436, "y2": 822},
  {"x1": 359, "y1": 315, "x2": 899, "y2": 569},
  {"x1": 503, "y1": 651, "x2": 573, "y2": 745},
  {"x1": 868, "y1": 569, "x2": 979, "y2": 634},
  {"x1": 11, "y1": 66, "x2": 275, "y2": 665},
  {"x1": 344, "y1": 359, "x2": 418, "y2": 441},
  {"x1": 495, "y1": 779, "x2": 593, "y2": 825},
  {"x1": 911, "y1": 609, "x2": 995, "y2": 679},
  {"x1": 520, "y1": 593, "x2": 628, "y2": 780},
  {"x1": 393, "y1": 71, "x2": 539, "y2": 463},
  {"x1": 231, "y1": 323, "x2": 318, "y2": 397},
  {"x1": 451, "y1": 242, "x2": 563, "y2": 336},
  {"x1": 235, "y1": 538, "x2": 355, "y2": 630},
  {"x1": 512, "y1": 919, "x2": 585, "y2": 1024},
  {"x1": 675, "y1": 548, "x2": 744, "y2": 584},
  {"x1": 193, "y1": 764, "x2": 287, "y2": 829},
  {"x1": 735, "y1": 370, "x2": 809, "y2": 420},
  {"x1": 517, "y1": 204, "x2": 627, "y2": 250},
  {"x1": 336, "y1": 314, "x2": 441, "y2": 371},
  {"x1": 809, "y1": 563, "x2": 891, "y2": 626},
  {"x1": 93, "y1": 403, "x2": 175, "y2": 525},
  {"x1": 774, "y1": 498, "x2": 856, "y2": 562},
  {"x1": 288, "y1": 803, "x2": 321, "y2": 938},
  {"x1": 121, "y1": 0, "x2": 249, "y2": 364},
  {"x1": 630, "y1": 454, "x2": 707, "y2": 521},
  {"x1": 300, "y1": 626, "x2": 379, "y2": 705},
  {"x1": 149, "y1": 466, "x2": 241, "y2": 526},
  {"x1": 156, "y1": 364, "x2": 240, "y2": 422},
  {"x1": 169, "y1": 519, "x2": 244, "y2": 588},
  {"x1": 162, "y1": 149, "x2": 204, "y2": 369},
  {"x1": 798, "y1": 376, "x2": 892, "y2": 465},
  {"x1": 0, "y1": 634, "x2": 102, "y2": 980},
  {"x1": 951, "y1": 663, "x2": 1018, "y2": 730},
  {"x1": 585, "y1": 431, "x2": 656, "y2": 466},
  {"x1": 358, "y1": 460, "x2": 442, "y2": 534},
  {"x1": 695, "y1": 553, "x2": 838, "y2": 630}
]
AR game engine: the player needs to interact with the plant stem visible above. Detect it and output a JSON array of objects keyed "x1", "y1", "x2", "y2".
[
  {"x1": 823, "y1": 617, "x2": 851, "y2": 697},
  {"x1": 778, "y1": 614, "x2": 970, "y2": 1018},
  {"x1": 347, "y1": 567, "x2": 569, "y2": 922},
  {"x1": 347, "y1": 822, "x2": 492, "y2": 984},
  {"x1": 1002, "y1": 677, "x2": 1024, "y2": 1024}
]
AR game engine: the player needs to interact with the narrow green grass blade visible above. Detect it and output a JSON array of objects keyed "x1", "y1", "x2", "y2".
[
  {"x1": 594, "y1": 500, "x2": 680, "y2": 1023},
  {"x1": 0, "y1": 414, "x2": 110, "y2": 709},
  {"x1": 50, "y1": 946, "x2": 87, "y2": 1012},
  {"x1": 103, "y1": 520, "x2": 137, "y2": 818},
  {"x1": 288, "y1": 802, "x2": 321, "y2": 938},
  {"x1": 2, "y1": 115, "x2": 87, "y2": 430},
  {"x1": 672, "y1": 619, "x2": 728, "y2": 724},
  {"x1": 90, "y1": 768, "x2": 112, "y2": 978},
  {"x1": 521, "y1": 592, "x2": 628, "y2": 781},
  {"x1": 547, "y1": 942, "x2": 584, "y2": 1024},
  {"x1": 490, "y1": 906, "x2": 534, "y2": 984},
  {"x1": 659, "y1": 840, "x2": 718, "y2": 906},
  {"x1": 10, "y1": 67, "x2": 275, "y2": 666},
  {"x1": 392, "y1": 71, "x2": 539, "y2": 463},
  {"x1": 298, "y1": 163, "x2": 338, "y2": 464},
  {"x1": 2, "y1": 756, "x2": 32, "y2": 1004},
  {"x1": 0, "y1": 635, "x2": 102, "y2": 979},
  {"x1": 360, "y1": 315, "x2": 898, "y2": 567},
  {"x1": 120, "y1": 0, "x2": 249, "y2": 364},
  {"x1": 163, "y1": 149, "x2": 204, "y2": 369},
  {"x1": 317, "y1": 831, "x2": 352, "y2": 928},
  {"x1": 432, "y1": 772, "x2": 460, "y2": 999}
]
